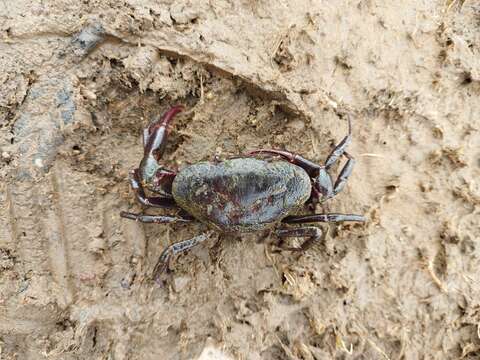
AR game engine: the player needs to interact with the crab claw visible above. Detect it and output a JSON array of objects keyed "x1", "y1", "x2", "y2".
[
  {"x1": 140, "y1": 106, "x2": 183, "y2": 184},
  {"x1": 148, "y1": 105, "x2": 184, "y2": 136}
]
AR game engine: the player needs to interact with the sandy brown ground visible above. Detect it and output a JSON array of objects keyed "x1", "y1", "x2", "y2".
[{"x1": 1, "y1": 1, "x2": 480, "y2": 359}]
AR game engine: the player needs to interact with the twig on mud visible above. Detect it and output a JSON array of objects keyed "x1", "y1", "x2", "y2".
[
  {"x1": 396, "y1": 328, "x2": 407, "y2": 360},
  {"x1": 367, "y1": 339, "x2": 391, "y2": 360},
  {"x1": 309, "y1": 133, "x2": 319, "y2": 157},
  {"x1": 425, "y1": 258, "x2": 448, "y2": 293},
  {"x1": 296, "y1": 342, "x2": 315, "y2": 360},
  {"x1": 461, "y1": 343, "x2": 480, "y2": 358},
  {"x1": 358, "y1": 153, "x2": 385, "y2": 158},
  {"x1": 270, "y1": 35, "x2": 284, "y2": 68},
  {"x1": 336, "y1": 333, "x2": 353, "y2": 355},
  {"x1": 275, "y1": 334, "x2": 298, "y2": 360},
  {"x1": 269, "y1": 24, "x2": 295, "y2": 68},
  {"x1": 461, "y1": 273, "x2": 478, "y2": 287},
  {"x1": 445, "y1": 0, "x2": 467, "y2": 12},
  {"x1": 199, "y1": 72, "x2": 204, "y2": 104},
  {"x1": 264, "y1": 242, "x2": 282, "y2": 282},
  {"x1": 445, "y1": 0, "x2": 459, "y2": 11}
]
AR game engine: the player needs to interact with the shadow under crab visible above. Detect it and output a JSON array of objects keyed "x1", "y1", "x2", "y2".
[{"x1": 120, "y1": 106, "x2": 365, "y2": 280}]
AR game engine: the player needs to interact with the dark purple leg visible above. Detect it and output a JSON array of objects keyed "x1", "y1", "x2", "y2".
[
  {"x1": 324, "y1": 114, "x2": 352, "y2": 169},
  {"x1": 331, "y1": 152, "x2": 355, "y2": 196},
  {"x1": 283, "y1": 213, "x2": 366, "y2": 223},
  {"x1": 152, "y1": 233, "x2": 210, "y2": 280},
  {"x1": 316, "y1": 152, "x2": 356, "y2": 200},
  {"x1": 248, "y1": 149, "x2": 321, "y2": 177},
  {"x1": 120, "y1": 211, "x2": 193, "y2": 223},
  {"x1": 275, "y1": 226, "x2": 322, "y2": 252},
  {"x1": 249, "y1": 146, "x2": 356, "y2": 201},
  {"x1": 318, "y1": 116, "x2": 356, "y2": 200}
]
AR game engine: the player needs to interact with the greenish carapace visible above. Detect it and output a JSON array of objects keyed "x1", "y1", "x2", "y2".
[{"x1": 172, "y1": 158, "x2": 311, "y2": 232}]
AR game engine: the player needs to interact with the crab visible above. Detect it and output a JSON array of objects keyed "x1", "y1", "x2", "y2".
[{"x1": 120, "y1": 106, "x2": 365, "y2": 279}]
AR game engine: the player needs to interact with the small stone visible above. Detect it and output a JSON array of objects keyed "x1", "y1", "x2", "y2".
[
  {"x1": 88, "y1": 237, "x2": 105, "y2": 254},
  {"x1": 173, "y1": 276, "x2": 190, "y2": 292},
  {"x1": 34, "y1": 157, "x2": 44, "y2": 168},
  {"x1": 1, "y1": 151, "x2": 10, "y2": 160},
  {"x1": 89, "y1": 226, "x2": 104, "y2": 238},
  {"x1": 71, "y1": 23, "x2": 105, "y2": 58},
  {"x1": 287, "y1": 119, "x2": 305, "y2": 131},
  {"x1": 197, "y1": 346, "x2": 233, "y2": 360},
  {"x1": 81, "y1": 88, "x2": 97, "y2": 100},
  {"x1": 170, "y1": 4, "x2": 200, "y2": 24}
]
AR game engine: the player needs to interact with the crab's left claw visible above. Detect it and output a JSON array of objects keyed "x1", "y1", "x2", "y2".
[{"x1": 139, "y1": 105, "x2": 183, "y2": 184}]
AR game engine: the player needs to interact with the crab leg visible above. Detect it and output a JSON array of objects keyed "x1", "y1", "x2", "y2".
[
  {"x1": 275, "y1": 226, "x2": 322, "y2": 252},
  {"x1": 251, "y1": 115, "x2": 357, "y2": 201},
  {"x1": 282, "y1": 213, "x2": 366, "y2": 223},
  {"x1": 318, "y1": 115, "x2": 357, "y2": 199},
  {"x1": 330, "y1": 152, "x2": 355, "y2": 196},
  {"x1": 324, "y1": 114, "x2": 352, "y2": 169},
  {"x1": 152, "y1": 233, "x2": 210, "y2": 280},
  {"x1": 248, "y1": 149, "x2": 321, "y2": 177},
  {"x1": 120, "y1": 211, "x2": 193, "y2": 223}
]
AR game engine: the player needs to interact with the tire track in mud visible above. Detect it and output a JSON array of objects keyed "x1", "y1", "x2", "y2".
[
  {"x1": 50, "y1": 166, "x2": 103, "y2": 293},
  {"x1": 1, "y1": 181, "x2": 60, "y2": 340},
  {"x1": 0, "y1": 317, "x2": 46, "y2": 335},
  {"x1": 6, "y1": 182, "x2": 48, "y2": 278},
  {"x1": 3, "y1": 167, "x2": 77, "y2": 310},
  {"x1": 115, "y1": 204, "x2": 148, "y2": 287},
  {"x1": 1, "y1": 184, "x2": 17, "y2": 251},
  {"x1": 46, "y1": 165, "x2": 76, "y2": 305},
  {"x1": 123, "y1": 213, "x2": 148, "y2": 261},
  {"x1": 99, "y1": 197, "x2": 144, "y2": 288}
]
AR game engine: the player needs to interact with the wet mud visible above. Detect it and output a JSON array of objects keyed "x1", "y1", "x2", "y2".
[{"x1": 1, "y1": 1, "x2": 479, "y2": 359}]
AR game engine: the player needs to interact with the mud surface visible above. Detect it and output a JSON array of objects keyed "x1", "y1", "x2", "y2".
[{"x1": 1, "y1": 1, "x2": 480, "y2": 359}]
